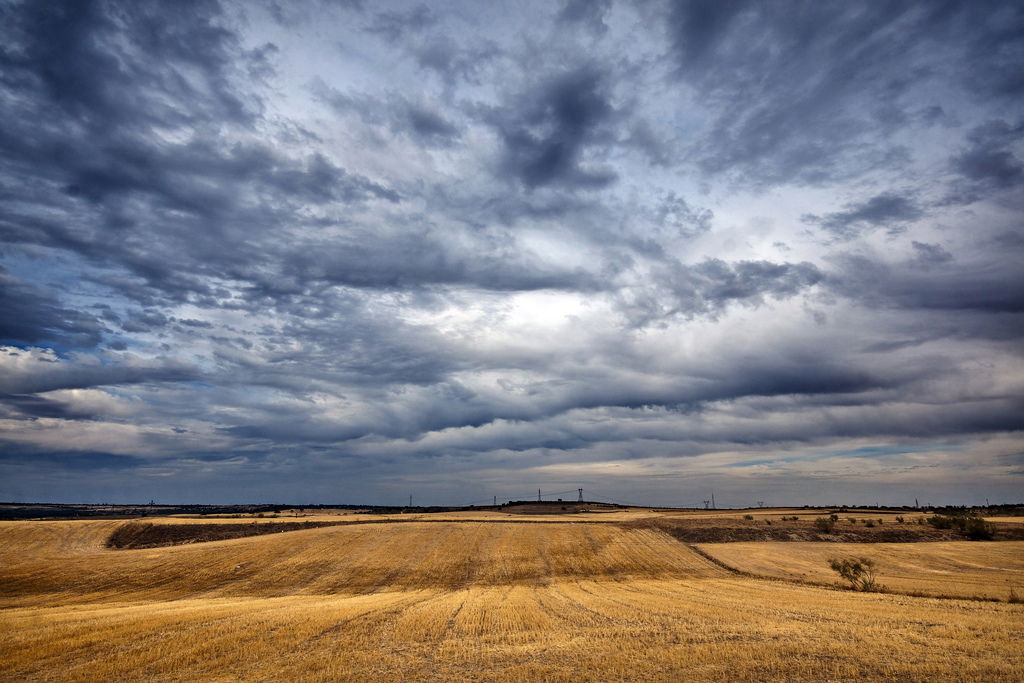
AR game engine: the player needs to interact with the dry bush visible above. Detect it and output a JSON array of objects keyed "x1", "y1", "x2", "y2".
[
  {"x1": 813, "y1": 517, "x2": 836, "y2": 533},
  {"x1": 829, "y1": 556, "x2": 880, "y2": 591}
]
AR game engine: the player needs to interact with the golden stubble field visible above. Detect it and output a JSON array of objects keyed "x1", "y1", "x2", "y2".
[{"x1": 1, "y1": 510, "x2": 1022, "y2": 681}]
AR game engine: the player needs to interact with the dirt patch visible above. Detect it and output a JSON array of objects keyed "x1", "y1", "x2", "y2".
[
  {"x1": 106, "y1": 521, "x2": 347, "y2": 549},
  {"x1": 105, "y1": 518, "x2": 624, "y2": 549}
]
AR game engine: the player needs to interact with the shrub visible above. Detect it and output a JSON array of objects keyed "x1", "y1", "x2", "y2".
[
  {"x1": 743, "y1": 514, "x2": 754, "y2": 520},
  {"x1": 829, "y1": 557, "x2": 879, "y2": 591},
  {"x1": 813, "y1": 517, "x2": 836, "y2": 533},
  {"x1": 848, "y1": 517, "x2": 857, "y2": 524},
  {"x1": 895, "y1": 516, "x2": 905, "y2": 524},
  {"x1": 1009, "y1": 588, "x2": 1023, "y2": 604},
  {"x1": 927, "y1": 515, "x2": 995, "y2": 540},
  {"x1": 864, "y1": 520, "x2": 875, "y2": 528},
  {"x1": 962, "y1": 517, "x2": 995, "y2": 540},
  {"x1": 829, "y1": 514, "x2": 839, "y2": 522}
]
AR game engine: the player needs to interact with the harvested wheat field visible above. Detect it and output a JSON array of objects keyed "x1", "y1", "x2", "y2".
[
  {"x1": 2, "y1": 515, "x2": 1023, "y2": 681},
  {"x1": 700, "y1": 541, "x2": 1024, "y2": 601}
]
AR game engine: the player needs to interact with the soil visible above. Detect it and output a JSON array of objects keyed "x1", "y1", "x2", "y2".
[
  {"x1": 625, "y1": 517, "x2": 1024, "y2": 543},
  {"x1": 105, "y1": 521, "x2": 347, "y2": 549}
]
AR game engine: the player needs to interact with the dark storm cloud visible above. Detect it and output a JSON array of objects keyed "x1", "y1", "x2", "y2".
[
  {"x1": 0, "y1": 270, "x2": 103, "y2": 349},
  {"x1": 668, "y1": 0, "x2": 748, "y2": 68},
  {"x1": 827, "y1": 253, "x2": 1024, "y2": 315},
  {"x1": 491, "y1": 67, "x2": 618, "y2": 189},
  {"x1": 622, "y1": 259, "x2": 823, "y2": 325},
  {"x1": 802, "y1": 193, "x2": 922, "y2": 240},
  {"x1": 120, "y1": 310, "x2": 171, "y2": 334},
  {"x1": 0, "y1": 448, "x2": 146, "y2": 470},
  {"x1": 956, "y1": 2, "x2": 1024, "y2": 98},
  {"x1": 0, "y1": 0, "x2": 253, "y2": 129},
  {"x1": 0, "y1": 347, "x2": 200, "y2": 395},
  {"x1": 0, "y1": 394, "x2": 93, "y2": 421},
  {"x1": 679, "y1": 259, "x2": 824, "y2": 308},
  {"x1": 405, "y1": 104, "x2": 460, "y2": 143},
  {"x1": 950, "y1": 119, "x2": 1024, "y2": 190}
]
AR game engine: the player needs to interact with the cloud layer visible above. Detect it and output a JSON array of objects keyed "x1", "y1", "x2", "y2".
[{"x1": 1, "y1": 0, "x2": 1022, "y2": 505}]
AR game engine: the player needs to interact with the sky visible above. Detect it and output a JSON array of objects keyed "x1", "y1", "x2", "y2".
[{"x1": 1, "y1": 0, "x2": 1022, "y2": 507}]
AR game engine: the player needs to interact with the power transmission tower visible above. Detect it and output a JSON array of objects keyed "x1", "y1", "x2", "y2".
[
  {"x1": 703, "y1": 500, "x2": 710, "y2": 509},
  {"x1": 409, "y1": 495, "x2": 412, "y2": 508},
  {"x1": 757, "y1": 501, "x2": 764, "y2": 508},
  {"x1": 493, "y1": 495, "x2": 497, "y2": 506},
  {"x1": 538, "y1": 489, "x2": 541, "y2": 502},
  {"x1": 711, "y1": 492, "x2": 716, "y2": 509},
  {"x1": 578, "y1": 488, "x2": 583, "y2": 502}
]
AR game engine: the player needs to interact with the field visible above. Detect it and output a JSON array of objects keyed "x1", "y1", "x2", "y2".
[
  {"x1": 700, "y1": 541, "x2": 1024, "y2": 600},
  {"x1": 2, "y1": 510, "x2": 1023, "y2": 681}
]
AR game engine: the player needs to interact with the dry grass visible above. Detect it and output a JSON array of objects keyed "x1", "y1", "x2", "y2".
[
  {"x1": 699, "y1": 541, "x2": 1024, "y2": 600},
  {"x1": 1, "y1": 518, "x2": 1023, "y2": 681},
  {"x1": 0, "y1": 520, "x2": 718, "y2": 607}
]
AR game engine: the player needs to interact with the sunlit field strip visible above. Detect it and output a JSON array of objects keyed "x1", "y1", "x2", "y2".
[
  {"x1": 2, "y1": 580, "x2": 1022, "y2": 681},
  {"x1": 0, "y1": 521, "x2": 721, "y2": 608}
]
